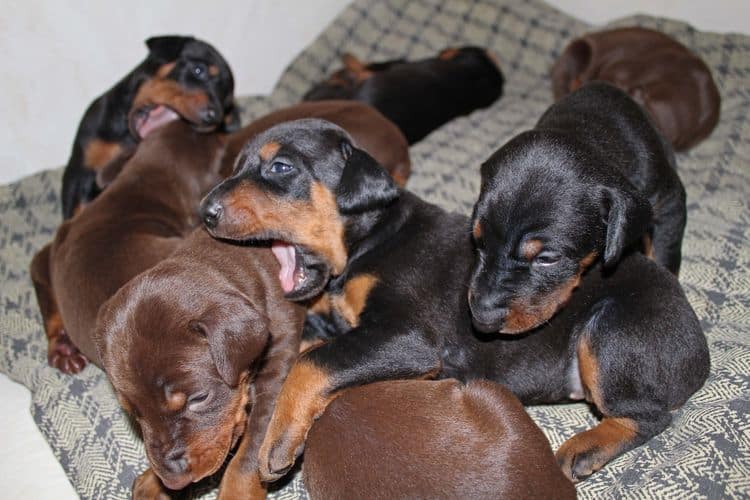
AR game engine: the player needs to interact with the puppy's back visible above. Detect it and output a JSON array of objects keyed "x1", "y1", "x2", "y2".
[{"x1": 304, "y1": 379, "x2": 575, "y2": 499}]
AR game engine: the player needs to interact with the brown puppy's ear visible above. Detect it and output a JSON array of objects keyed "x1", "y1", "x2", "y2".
[
  {"x1": 189, "y1": 294, "x2": 268, "y2": 386},
  {"x1": 600, "y1": 185, "x2": 653, "y2": 267},
  {"x1": 336, "y1": 142, "x2": 399, "y2": 215},
  {"x1": 145, "y1": 35, "x2": 193, "y2": 61},
  {"x1": 550, "y1": 38, "x2": 593, "y2": 100}
]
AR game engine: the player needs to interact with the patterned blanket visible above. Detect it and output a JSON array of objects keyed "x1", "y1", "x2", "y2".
[{"x1": 1, "y1": 0, "x2": 748, "y2": 498}]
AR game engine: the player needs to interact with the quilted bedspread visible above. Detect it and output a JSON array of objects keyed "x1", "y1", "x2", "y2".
[{"x1": 1, "y1": 0, "x2": 748, "y2": 498}]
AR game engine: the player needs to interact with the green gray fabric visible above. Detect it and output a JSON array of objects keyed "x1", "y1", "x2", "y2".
[{"x1": 1, "y1": 0, "x2": 748, "y2": 498}]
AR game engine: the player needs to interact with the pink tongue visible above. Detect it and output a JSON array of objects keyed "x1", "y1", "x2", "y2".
[
  {"x1": 271, "y1": 242, "x2": 297, "y2": 293},
  {"x1": 137, "y1": 105, "x2": 180, "y2": 138}
]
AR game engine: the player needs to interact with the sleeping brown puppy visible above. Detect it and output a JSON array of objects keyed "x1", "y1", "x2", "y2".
[
  {"x1": 30, "y1": 121, "x2": 225, "y2": 374},
  {"x1": 222, "y1": 100, "x2": 411, "y2": 186},
  {"x1": 551, "y1": 27, "x2": 720, "y2": 150},
  {"x1": 304, "y1": 379, "x2": 576, "y2": 500},
  {"x1": 95, "y1": 228, "x2": 305, "y2": 499}
]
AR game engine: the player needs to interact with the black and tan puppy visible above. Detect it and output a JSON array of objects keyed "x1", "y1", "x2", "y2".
[
  {"x1": 469, "y1": 82, "x2": 686, "y2": 334},
  {"x1": 199, "y1": 119, "x2": 708, "y2": 484},
  {"x1": 303, "y1": 47, "x2": 505, "y2": 144},
  {"x1": 96, "y1": 228, "x2": 305, "y2": 499},
  {"x1": 304, "y1": 379, "x2": 575, "y2": 499},
  {"x1": 31, "y1": 121, "x2": 225, "y2": 374},
  {"x1": 61, "y1": 35, "x2": 239, "y2": 219}
]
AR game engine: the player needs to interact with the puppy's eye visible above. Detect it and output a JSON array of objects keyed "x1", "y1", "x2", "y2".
[
  {"x1": 269, "y1": 161, "x2": 293, "y2": 174},
  {"x1": 187, "y1": 391, "x2": 210, "y2": 411},
  {"x1": 533, "y1": 252, "x2": 561, "y2": 266},
  {"x1": 191, "y1": 62, "x2": 208, "y2": 80}
]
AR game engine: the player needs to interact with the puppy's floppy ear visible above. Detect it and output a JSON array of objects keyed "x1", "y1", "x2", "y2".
[
  {"x1": 145, "y1": 35, "x2": 193, "y2": 61},
  {"x1": 189, "y1": 293, "x2": 268, "y2": 386},
  {"x1": 336, "y1": 142, "x2": 399, "y2": 214},
  {"x1": 599, "y1": 185, "x2": 652, "y2": 267}
]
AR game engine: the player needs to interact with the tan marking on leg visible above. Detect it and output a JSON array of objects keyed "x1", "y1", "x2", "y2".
[
  {"x1": 556, "y1": 417, "x2": 639, "y2": 482},
  {"x1": 502, "y1": 251, "x2": 598, "y2": 333},
  {"x1": 258, "y1": 360, "x2": 335, "y2": 480},
  {"x1": 83, "y1": 139, "x2": 124, "y2": 170},
  {"x1": 331, "y1": 273, "x2": 378, "y2": 327},
  {"x1": 259, "y1": 142, "x2": 281, "y2": 161},
  {"x1": 577, "y1": 334, "x2": 603, "y2": 408},
  {"x1": 132, "y1": 468, "x2": 170, "y2": 500}
]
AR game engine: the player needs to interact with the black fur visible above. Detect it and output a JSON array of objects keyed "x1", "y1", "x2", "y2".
[{"x1": 303, "y1": 47, "x2": 505, "y2": 144}]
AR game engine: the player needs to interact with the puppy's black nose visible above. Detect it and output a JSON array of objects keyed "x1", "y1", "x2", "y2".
[
  {"x1": 468, "y1": 291, "x2": 508, "y2": 333},
  {"x1": 164, "y1": 449, "x2": 188, "y2": 474},
  {"x1": 200, "y1": 107, "x2": 218, "y2": 124},
  {"x1": 201, "y1": 200, "x2": 223, "y2": 228}
]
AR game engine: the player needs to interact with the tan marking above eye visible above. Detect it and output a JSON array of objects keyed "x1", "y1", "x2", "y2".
[
  {"x1": 166, "y1": 391, "x2": 187, "y2": 411},
  {"x1": 259, "y1": 142, "x2": 281, "y2": 161},
  {"x1": 208, "y1": 64, "x2": 220, "y2": 76},
  {"x1": 156, "y1": 62, "x2": 176, "y2": 78},
  {"x1": 521, "y1": 239, "x2": 544, "y2": 261}
]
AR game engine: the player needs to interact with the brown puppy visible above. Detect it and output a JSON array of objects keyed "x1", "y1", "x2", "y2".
[
  {"x1": 304, "y1": 379, "x2": 576, "y2": 500},
  {"x1": 30, "y1": 121, "x2": 225, "y2": 373},
  {"x1": 222, "y1": 100, "x2": 411, "y2": 186},
  {"x1": 96, "y1": 228, "x2": 305, "y2": 499},
  {"x1": 551, "y1": 27, "x2": 720, "y2": 150}
]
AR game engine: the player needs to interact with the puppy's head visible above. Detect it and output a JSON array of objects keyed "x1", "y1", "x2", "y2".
[
  {"x1": 95, "y1": 266, "x2": 269, "y2": 490},
  {"x1": 468, "y1": 131, "x2": 651, "y2": 334},
  {"x1": 128, "y1": 35, "x2": 239, "y2": 140},
  {"x1": 199, "y1": 118, "x2": 398, "y2": 302}
]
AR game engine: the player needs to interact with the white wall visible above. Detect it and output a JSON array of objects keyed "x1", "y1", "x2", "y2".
[
  {"x1": 0, "y1": 0, "x2": 350, "y2": 184},
  {"x1": 0, "y1": 0, "x2": 748, "y2": 184}
]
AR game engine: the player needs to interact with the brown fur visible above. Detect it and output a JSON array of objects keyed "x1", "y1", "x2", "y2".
[
  {"x1": 551, "y1": 27, "x2": 721, "y2": 150},
  {"x1": 304, "y1": 379, "x2": 576, "y2": 499},
  {"x1": 521, "y1": 239, "x2": 544, "y2": 261},
  {"x1": 259, "y1": 141, "x2": 281, "y2": 161},
  {"x1": 29, "y1": 121, "x2": 226, "y2": 373},
  {"x1": 222, "y1": 101, "x2": 411, "y2": 185}
]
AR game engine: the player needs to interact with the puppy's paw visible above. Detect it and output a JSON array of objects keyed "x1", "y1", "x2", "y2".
[
  {"x1": 48, "y1": 330, "x2": 88, "y2": 374},
  {"x1": 259, "y1": 428, "x2": 306, "y2": 482},
  {"x1": 132, "y1": 468, "x2": 171, "y2": 500},
  {"x1": 556, "y1": 439, "x2": 602, "y2": 483}
]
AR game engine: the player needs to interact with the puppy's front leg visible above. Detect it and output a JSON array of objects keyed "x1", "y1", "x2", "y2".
[
  {"x1": 132, "y1": 468, "x2": 170, "y2": 500},
  {"x1": 257, "y1": 328, "x2": 442, "y2": 482}
]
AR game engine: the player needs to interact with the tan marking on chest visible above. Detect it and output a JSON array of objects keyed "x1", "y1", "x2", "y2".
[{"x1": 331, "y1": 273, "x2": 378, "y2": 328}]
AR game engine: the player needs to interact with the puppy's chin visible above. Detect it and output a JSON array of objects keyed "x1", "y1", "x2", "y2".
[{"x1": 272, "y1": 243, "x2": 331, "y2": 302}]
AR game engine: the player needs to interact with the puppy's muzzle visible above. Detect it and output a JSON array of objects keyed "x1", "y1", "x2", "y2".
[{"x1": 201, "y1": 200, "x2": 223, "y2": 229}]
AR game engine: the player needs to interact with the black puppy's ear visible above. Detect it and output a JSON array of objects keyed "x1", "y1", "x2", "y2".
[
  {"x1": 336, "y1": 143, "x2": 399, "y2": 214},
  {"x1": 189, "y1": 294, "x2": 268, "y2": 386},
  {"x1": 145, "y1": 35, "x2": 193, "y2": 61},
  {"x1": 600, "y1": 185, "x2": 652, "y2": 267}
]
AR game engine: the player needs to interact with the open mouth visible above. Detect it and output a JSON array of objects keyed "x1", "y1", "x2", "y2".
[
  {"x1": 270, "y1": 240, "x2": 330, "y2": 301},
  {"x1": 131, "y1": 104, "x2": 180, "y2": 139}
]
